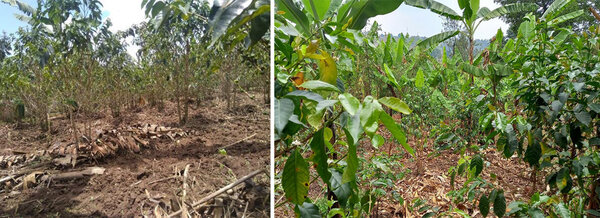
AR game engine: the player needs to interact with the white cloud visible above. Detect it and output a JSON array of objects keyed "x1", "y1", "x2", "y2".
[
  {"x1": 99, "y1": 0, "x2": 147, "y2": 59},
  {"x1": 100, "y1": 0, "x2": 147, "y2": 32}
]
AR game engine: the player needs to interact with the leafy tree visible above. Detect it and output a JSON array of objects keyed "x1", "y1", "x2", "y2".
[
  {"x1": 405, "y1": 0, "x2": 536, "y2": 70},
  {"x1": 441, "y1": 16, "x2": 469, "y2": 60},
  {"x1": 494, "y1": 0, "x2": 600, "y2": 37},
  {"x1": 0, "y1": 32, "x2": 12, "y2": 62}
]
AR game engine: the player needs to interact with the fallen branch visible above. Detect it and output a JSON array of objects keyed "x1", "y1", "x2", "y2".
[
  {"x1": 181, "y1": 164, "x2": 191, "y2": 218},
  {"x1": 148, "y1": 175, "x2": 178, "y2": 185},
  {"x1": 41, "y1": 167, "x2": 105, "y2": 181},
  {"x1": 0, "y1": 175, "x2": 14, "y2": 184},
  {"x1": 167, "y1": 169, "x2": 265, "y2": 217},
  {"x1": 219, "y1": 133, "x2": 257, "y2": 150}
]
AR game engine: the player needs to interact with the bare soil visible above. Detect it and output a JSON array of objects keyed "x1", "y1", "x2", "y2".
[{"x1": 0, "y1": 94, "x2": 270, "y2": 217}]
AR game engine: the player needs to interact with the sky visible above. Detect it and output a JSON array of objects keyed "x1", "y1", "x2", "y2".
[{"x1": 372, "y1": 0, "x2": 510, "y2": 39}]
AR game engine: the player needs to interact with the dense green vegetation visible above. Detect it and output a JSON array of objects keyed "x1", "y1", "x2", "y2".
[
  {"x1": 0, "y1": 0, "x2": 269, "y2": 131},
  {"x1": 274, "y1": 0, "x2": 599, "y2": 217}
]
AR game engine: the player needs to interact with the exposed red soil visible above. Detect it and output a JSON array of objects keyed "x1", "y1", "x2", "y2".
[{"x1": 0, "y1": 94, "x2": 270, "y2": 217}]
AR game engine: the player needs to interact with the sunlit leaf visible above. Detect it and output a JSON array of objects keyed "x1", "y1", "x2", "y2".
[{"x1": 378, "y1": 97, "x2": 412, "y2": 114}]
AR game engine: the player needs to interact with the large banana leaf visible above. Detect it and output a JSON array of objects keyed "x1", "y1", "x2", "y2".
[
  {"x1": 405, "y1": 0, "x2": 429, "y2": 9},
  {"x1": 549, "y1": 9, "x2": 583, "y2": 25},
  {"x1": 542, "y1": 0, "x2": 573, "y2": 19},
  {"x1": 416, "y1": 30, "x2": 459, "y2": 49},
  {"x1": 248, "y1": 5, "x2": 270, "y2": 44},
  {"x1": 224, "y1": 0, "x2": 270, "y2": 45},
  {"x1": 461, "y1": 62, "x2": 485, "y2": 77},
  {"x1": 469, "y1": 0, "x2": 479, "y2": 20},
  {"x1": 276, "y1": 0, "x2": 310, "y2": 34},
  {"x1": 2, "y1": 0, "x2": 36, "y2": 24},
  {"x1": 405, "y1": 0, "x2": 461, "y2": 20},
  {"x1": 209, "y1": 0, "x2": 254, "y2": 43},
  {"x1": 346, "y1": 0, "x2": 405, "y2": 30},
  {"x1": 2, "y1": 0, "x2": 35, "y2": 15},
  {"x1": 482, "y1": 3, "x2": 537, "y2": 20},
  {"x1": 302, "y1": 0, "x2": 330, "y2": 20},
  {"x1": 476, "y1": 7, "x2": 490, "y2": 19},
  {"x1": 430, "y1": 0, "x2": 461, "y2": 20}
]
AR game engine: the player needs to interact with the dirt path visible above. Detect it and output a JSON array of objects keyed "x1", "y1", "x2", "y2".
[{"x1": 0, "y1": 95, "x2": 270, "y2": 217}]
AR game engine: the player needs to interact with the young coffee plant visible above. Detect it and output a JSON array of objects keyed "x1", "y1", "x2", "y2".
[{"x1": 274, "y1": 0, "x2": 416, "y2": 216}]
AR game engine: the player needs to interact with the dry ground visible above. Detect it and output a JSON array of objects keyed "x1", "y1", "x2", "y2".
[
  {"x1": 0, "y1": 93, "x2": 270, "y2": 217},
  {"x1": 275, "y1": 114, "x2": 541, "y2": 217}
]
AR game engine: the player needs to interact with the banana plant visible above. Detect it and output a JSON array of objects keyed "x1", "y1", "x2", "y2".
[
  {"x1": 142, "y1": 0, "x2": 269, "y2": 48},
  {"x1": 275, "y1": 1, "x2": 415, "y2": 216},
  {"x1": 276, "y1": 0, "x2": 405, "y2": 37},
  {"x1": 405, "y1": 0, "x2": 536, "y2": 65}
]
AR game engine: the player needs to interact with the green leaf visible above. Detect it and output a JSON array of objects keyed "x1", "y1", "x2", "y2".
[
  {"x1": 550, "y1": 9, "x2": 583, "y2": 25},
  {"x1": 482, "y1": 3, "x2": 536, "y2": 20},
  {"x1": 316, "y1": 100, "x2": 338, "y2": 113},
  {"x1": 469, "y1": 0, "x2": 479, "y2": 20},
  {"x1": 331, "y1": 170, "x2": 351, "y2": 208},
  {"x1": 429, "y1": 0, "x2": 462, "y2": 20},
  {"x1": 209, "y1": 0, "x2": 254, "y2": 44},
  {"x1": 323, "y1": 0, "x2": 342, "y2": 20},
  {"x1": 405, "y1": 0, "x2": 429, "y2": 9},
  {"x1": 339, "y1": 93, "x2": 360, "y2": 116},
  {"x1": 575, "y1": 111, "x2": 591, "y2": 126},
  {"x1": 479, "y1": 194, "x2": 490, "y2": 217},
  {"x1": 11, "y1": 0, "x2": 35, "y2": 16},
  {"x1": 379, "y1": 112, "x2": 414, "y2": 156},
  {"x1": 342, "y1": 128, "x2": 359, "y2": 183},
  {"x1": 542, "y1": 0, "x2": 572, "y2": 19},
  {"x1": 282, "y1": 150, "x2": 310, "y2": 205},
  {"x1": 276, "y1": 0, "x2": 310, "y2": 34},
  {"x1": 416, "y1": 30, "x2": 459, "y2": 50},
  {"x1": 286, "y1": 90, "x2": 324, "y2": 102},
  {"x1": 347, "y1": 107, "x2": 363, "y2": 145},
  {"x1": 275, "y1": 98, "x2": 295, "y2": 134},
  {"x1": 360, "y1": 97, "x2": 382, "y2": 137},
  {"x1": 554, "y1": 203, "x2": 570, "y2": 218},
  {"x1": 461, "y1": 62, "x2": 485, "y2": 77},
  {"x1": 470, "y1": 155, "x2": 483, "y2": 178},
  {"x1": 524, "y1": 140, "x2": 541, "y2": 167},
  {"x1": 494, "y1": 112, "x2": 507, "y2": 130},
  {"x1": 307, "y1": 109, "x2": 325, "y2": 129},
  {"x1": 296, "y1": 202, "x2": 321, "y2": 218},
  {"x1": 345, "y1": 0, "x2": 405, "y2": 30},
  {"x1": 371, "y1": 134, "x2": 384, "y2": 149},
  {"x1": 589, "y1": 104, "x2": 600, "y2": 113},
  {"x1": 493, "y1": 191, "x2": 506, "y2": 217},
  {"x1": 529, "y1": 209, "x2": 545, "y2": 218},
  {"x1": 299, "y1": 80, "x2": 341, "y2": 92},
  {"x1": 505, "y1": 125, "x2": 518, "y2": 158},
  {"x1": 378, "y1": 97, "x2": 412, "y2": 114},
  {"x1": 302, "y1": 0, "x2": 330, "y2": 20},
  {"x1": 556, "y1": 168, "x2": 572, "y2": 192},
  {"x1": 310, "y1": 128, "x2": 331, "y2": 185},
  {"x1": 415, "y1": 68, "x2": 425, "y2": 88},
  {"x1": 458, "y1": 0, "x2": 468, "y2": 9},
  {"x1": 518, "y1": 19, "x2": 535, "y2": 39},
  {"x1": 249, "y1": 4, "x2": 270, "y2": 44},
  {"x1": 383, "y1": 64, "x2": 400, "y2": 87},
  {"x1": 151, "y1": 1, "x2": 165, "y2": 17}
]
